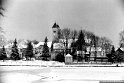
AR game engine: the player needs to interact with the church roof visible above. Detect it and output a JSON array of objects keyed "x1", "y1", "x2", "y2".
[
  {"x1": 116, "y1": 48, "x2": 124, "y2": 53},
  {"x1": 52, "y1": 22, "x2": 60, "y2": 28}
]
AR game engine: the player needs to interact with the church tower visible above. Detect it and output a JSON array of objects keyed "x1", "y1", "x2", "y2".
[{"x1": 52, "y1": 22, "x2": 60, "y2": 42}]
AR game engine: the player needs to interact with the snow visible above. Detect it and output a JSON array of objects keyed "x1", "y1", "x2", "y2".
[
  {"x1": 0, "y1": 66, "x2": 124, "y2": 83},
  {"x1": 1, "y1": 60, "x2": 124, "y2": 67},
  {"x1": 0, "y1": 60, "x2": 65, "y2": 67},
  {"x1": 0, "y1": 60, "x2": 124, "y2": 83},
  {"x1": 1, "y1": 73, "x2": 41, "y2": 83},
  {"x1": 53, "y1": 43, "x2": 65, "y2": 49}
]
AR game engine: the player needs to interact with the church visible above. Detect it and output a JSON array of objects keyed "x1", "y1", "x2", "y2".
[{"x1": 50, "y1": 22, "x2": 108, "y2": 62}]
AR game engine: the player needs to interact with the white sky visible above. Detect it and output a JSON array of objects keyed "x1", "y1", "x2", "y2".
[{"x1": 1, "y1": 0, "x2": 124, "y2": 47}]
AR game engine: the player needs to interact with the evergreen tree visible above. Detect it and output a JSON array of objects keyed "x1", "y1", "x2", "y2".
[
  {"x1": 76, "y1": 30, "x2": 86, "y2": 51},
  {"x1": 107, "y1": 46, "x2": 115, "y2": 63},
  {"x1": 42, "y1": 37, "x2": 50, "y2": 61},
  {"x1": 76, "y1": 30, "x2": 86, "y2": 62},
  {"x1": 115, "y1": 48, "x2": 124, "y2": 63},
  {"x1": 25, "y1": 41, "x2": 34, "y2": 60},
  {"x1": 10, "y1": 39, "x2": 20, "y2": 60},
  {"x1": 111, "y1": 46, "x2": 115, "y2": 55},
  {"x1": 0, "y1": 46, "x2": 7, "y2": 61}
]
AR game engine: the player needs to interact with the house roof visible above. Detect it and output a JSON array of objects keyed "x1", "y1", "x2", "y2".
[
  {"x1": 18, "y1": 40, "x2": 28, "y2": 48},
  {"x1": 116, "y1": 48, "x2": 124, "y2": 53},
  {"x1": 53, "y1": 43, "x2": 65, "y2": 49},
  {"x1": 120, "y1": 47, "x2": 124, "y2": 51},
  {"x1": 86, "y1": 47, "x2": 102, "y2": 51},
  {"x1": 35, "y1": 42, "x2": 52, "y2": 48},
  {"x1": 5, "y1": 43, "x2": 13, "y2": 48}
]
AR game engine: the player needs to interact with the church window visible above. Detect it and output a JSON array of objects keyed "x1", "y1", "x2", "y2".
[{"x1": 53, "y1": 31, "x2": 56, "y2": 33}]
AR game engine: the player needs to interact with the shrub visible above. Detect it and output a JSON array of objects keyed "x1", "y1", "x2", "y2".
[{"x1": 55, "y1": 52, "x2": 65, "y2": 62}]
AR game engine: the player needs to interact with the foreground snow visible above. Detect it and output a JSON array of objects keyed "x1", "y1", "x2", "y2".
[
  {"x1": 0, "y1": 66, "x2": 124, "y2": 83},
  {"x1": 0, "y1": 60, "x2": 65, "y2": 66},
  {"x1": 1, "y1": 60, "x2": 124, "y2": 67}
]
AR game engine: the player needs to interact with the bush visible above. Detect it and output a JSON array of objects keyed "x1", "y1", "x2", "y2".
[
  {"x1": 106, "y1": 54, "x2": 114, "y2": 63},
  {"x1": 55, "y1": 52, "x2": 65, "y2": 62}
]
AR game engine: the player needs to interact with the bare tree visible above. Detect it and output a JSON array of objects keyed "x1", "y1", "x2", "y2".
[
  {"x1": 83, "y1": 30, "x2": 96, "y2": 55},
  {"x1": 61, "y1": 28, "x2": 71, "y2": 54},
  {"x1": 119, "y1": 30, "x2": 124, "y2": 48},
  {"x1": 98, "y1": 37, "x2": 112, "y2": 54},
  {"x1": 0, "y1": 0, "x2": 7, "y2": 46},
  {"x1": 71, "y1": 29, "x2": 78, "y2": 40},
  {"x1": 0, "y1": 0, "x2": 8, "y2": 17},
  {"x1": 61, "y1": 28, "x2": 71, "y2": 39},
  {"x1": 0, "y1": 27, "x2": 6, "y2": 46}
]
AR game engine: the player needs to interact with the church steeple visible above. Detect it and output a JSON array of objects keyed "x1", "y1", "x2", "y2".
[
  {"x1": 52, "y1": 22, "x2": 60, "y2": 28},
  {"x1": 52, "y1": 22, "x2": 60, "y2": 42}
]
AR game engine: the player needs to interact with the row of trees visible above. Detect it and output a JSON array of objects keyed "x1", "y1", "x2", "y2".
[
  {"x1": 0, "y1": 0, "x2": 124, "y2": 62},
  {"x1": 107, "y1": 46, "x2": 124, "y2": 63},
  {"x1": 53, "y1": 29, "x2": 124, "y2": 63},
  {"x1": 0, "y1": 38, "x2": 50, "y2": 61},
  {"x1": 0, "y1": 30, "x2": 124, "y2": 62},
  {"x1": 53, "y1": 28, "x2": 112, "y2": 60},
  {"x1": 53, "y1": 28, "x2": 124, "y2": 63},
  {"x1": 0, "y1": 29, "x2": 123, "y2": 62},
  {"x1": 0, "y1": 0, "x2": 7, "y2": 61},
  {"x1": 57, "y1": 28, "x2": 112, "y2": 53}
]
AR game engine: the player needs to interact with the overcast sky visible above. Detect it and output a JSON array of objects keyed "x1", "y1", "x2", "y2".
[{"x1": 1, "y1": 0, "x2": 124, "y2": 47}]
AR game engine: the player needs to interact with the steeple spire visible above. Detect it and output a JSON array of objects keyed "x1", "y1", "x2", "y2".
[{"x1": 52, "y1": 22, "x2": 60, "y2": 28}]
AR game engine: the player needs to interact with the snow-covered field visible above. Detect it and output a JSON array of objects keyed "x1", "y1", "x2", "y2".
[
  {"x1": 0, "y1": 60, "x2": 124, "y2": 83},
  {"x1": 1, "y1": 60, "x2": 124, "y2": 67},
  {"x1": 0, "y1": 60, "x2": 65, "y2": 66},
  {"x1": 0, "y1": 66, "x2": 124, "y2": 83}
]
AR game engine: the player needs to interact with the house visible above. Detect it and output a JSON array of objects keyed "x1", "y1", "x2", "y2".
[{"x1": 34, "y1": 41, "x2": 52, "y2": 59}]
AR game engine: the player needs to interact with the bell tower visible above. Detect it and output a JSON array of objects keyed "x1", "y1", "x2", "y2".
[{"x1": 52, "y1": 22, "x2": 60, "y2": 42}]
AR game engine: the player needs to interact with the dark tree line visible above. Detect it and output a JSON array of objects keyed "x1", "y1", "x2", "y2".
[
  {"x1": 9, "y1": 39, "x2": 34, "y2": 60},
  {"x1": 0, "y1": 37, "x2": 50, "y2": 61}
]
